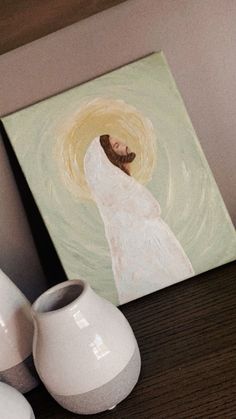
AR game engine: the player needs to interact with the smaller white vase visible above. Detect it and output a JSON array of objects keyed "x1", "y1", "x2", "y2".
[
  {"x1": 32, "y1": 279, "x2": 141, "y2": 414},
  {"x1": 0, "y1": 269, "x2": 38, "y2": 393},
  {"x1": 0, "y1": 382, "x2": 35, "y2": 419}
]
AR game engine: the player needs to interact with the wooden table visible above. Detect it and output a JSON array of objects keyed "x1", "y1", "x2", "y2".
[
  {"x1": 25, "y1": 261, "x2": 236, "y2": 418},
  {"x1": 1, "y1": 1, "x2": 236, "y2": 417}
]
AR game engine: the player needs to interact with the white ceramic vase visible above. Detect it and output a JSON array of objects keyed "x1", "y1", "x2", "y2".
[
  {"x1": 0, "y1": 268, "x2": 38, "y2": 393},
  {"x1": 32, "y1": 279, "x2": 141, "y2": 415},
  {"x1": 0, "y1": 136, "x2": 47, "y2": 303},
  {"x1": 0, "y1": 382, "x2": 35, "y2": 419}
]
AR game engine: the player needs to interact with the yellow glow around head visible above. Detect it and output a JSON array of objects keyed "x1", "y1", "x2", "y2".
[{"x1": 55, "y1": 97, "x2": 157, "y2": 200}]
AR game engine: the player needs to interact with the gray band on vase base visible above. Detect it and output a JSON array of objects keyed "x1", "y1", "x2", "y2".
[
  {"x1": 0, "y1": 355, "x2": 38, "y2": 394},
  {"x1": 51, "y1": 346, "x2": 141, "y2": 415}
]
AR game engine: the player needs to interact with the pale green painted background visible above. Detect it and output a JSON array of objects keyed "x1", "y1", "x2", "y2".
[{"x1": 3, "y1": 52, "x2": 236, "y2": 305}]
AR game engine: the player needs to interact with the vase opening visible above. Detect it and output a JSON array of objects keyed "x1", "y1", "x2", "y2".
[{"x1": 34, "y1": 282, "x2": 85, "y2": 314}]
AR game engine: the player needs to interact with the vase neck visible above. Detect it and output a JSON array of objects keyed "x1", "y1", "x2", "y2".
[{"x1": 31, "y1": 280, "x2": 99, "y2": 325}]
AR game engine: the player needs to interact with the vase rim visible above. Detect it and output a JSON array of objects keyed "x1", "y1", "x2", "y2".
[{"x1": 32, "y1": 279, "x2": 89, "y2": 317}]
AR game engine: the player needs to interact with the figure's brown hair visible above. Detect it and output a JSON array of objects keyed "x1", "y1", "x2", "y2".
[{"x1": 100, "y1": 134, "x2": 136, "y2": 175}]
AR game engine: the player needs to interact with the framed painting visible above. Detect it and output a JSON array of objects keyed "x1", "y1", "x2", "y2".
[{"x1": 2, "y1": 52, "x2": 236, "y2": 305}]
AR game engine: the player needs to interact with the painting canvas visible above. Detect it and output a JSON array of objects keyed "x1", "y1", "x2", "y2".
[{"x1": 2, "y1": 52, "x2": 236, "y2": 305}]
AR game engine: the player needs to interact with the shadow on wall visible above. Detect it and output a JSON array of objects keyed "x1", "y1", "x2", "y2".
[{"x1": 0, "y1": 121, "x2": 67, "y2": 289}]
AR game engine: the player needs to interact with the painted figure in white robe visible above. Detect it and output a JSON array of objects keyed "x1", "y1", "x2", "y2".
[{"x1": 84, "y1": 135, "x2": 194, "y2": 304}]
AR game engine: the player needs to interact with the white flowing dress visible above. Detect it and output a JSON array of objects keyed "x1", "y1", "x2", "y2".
[{"x1": 84, "y1": 137, "x2": 194, "y2": 304}]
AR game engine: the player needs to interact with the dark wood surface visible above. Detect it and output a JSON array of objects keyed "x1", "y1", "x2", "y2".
[
  {"x1": 0, "y1": 0, "x2": 127, "y2": 55},
  {"x1": 1, "y1": 1, "x2": 236, "y2": 418},
  {"x1": 25, "y1": 261, "x2": 236, "y2": 418}
]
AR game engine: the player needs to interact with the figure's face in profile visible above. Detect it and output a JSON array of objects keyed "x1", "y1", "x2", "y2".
[
  {"x1": 110, "y1": 137, "x2": 131, "y2": 156},
  {"x1": 100, "y1": 134, "x2": 136, "y2": 176}
]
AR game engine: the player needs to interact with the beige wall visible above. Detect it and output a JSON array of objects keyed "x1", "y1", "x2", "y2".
[{"x1": 0, "y1": 0, "x2": 235, "y2": 224}]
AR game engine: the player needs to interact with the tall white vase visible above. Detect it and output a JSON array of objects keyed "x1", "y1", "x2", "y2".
[
  {"x1": 32, "y1": 279, "x2": 141, "y2": 415},
  {"x1": 0, "y1": 382, "x2": 35, "y2": 419},
  {"x1": 0, "y1": 269, "x2": 38, "y2": 393},
  {"x1": 0, "y1": 136, "x2": 47, "y2": 302}
]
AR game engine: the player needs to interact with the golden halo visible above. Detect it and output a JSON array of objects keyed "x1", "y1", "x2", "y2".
[{"x1": 55, "y1": 97, "x2": 157, "y2": 200}]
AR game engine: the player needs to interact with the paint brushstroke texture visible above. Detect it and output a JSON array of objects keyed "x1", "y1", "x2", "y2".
[{"x1": 2, "y1": 52, "x2": 236, "y2": 305}]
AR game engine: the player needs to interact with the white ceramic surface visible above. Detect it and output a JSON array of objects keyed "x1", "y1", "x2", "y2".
[
  {"x1": 0, "y1": 268, "x2": 38, "y2": 393},
  {"x1": 32, "y1": 279, "x2": 141, "y2": 414},
  {"x1": 0, "y1": 382, "x2": 35, "y2": 419}
]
